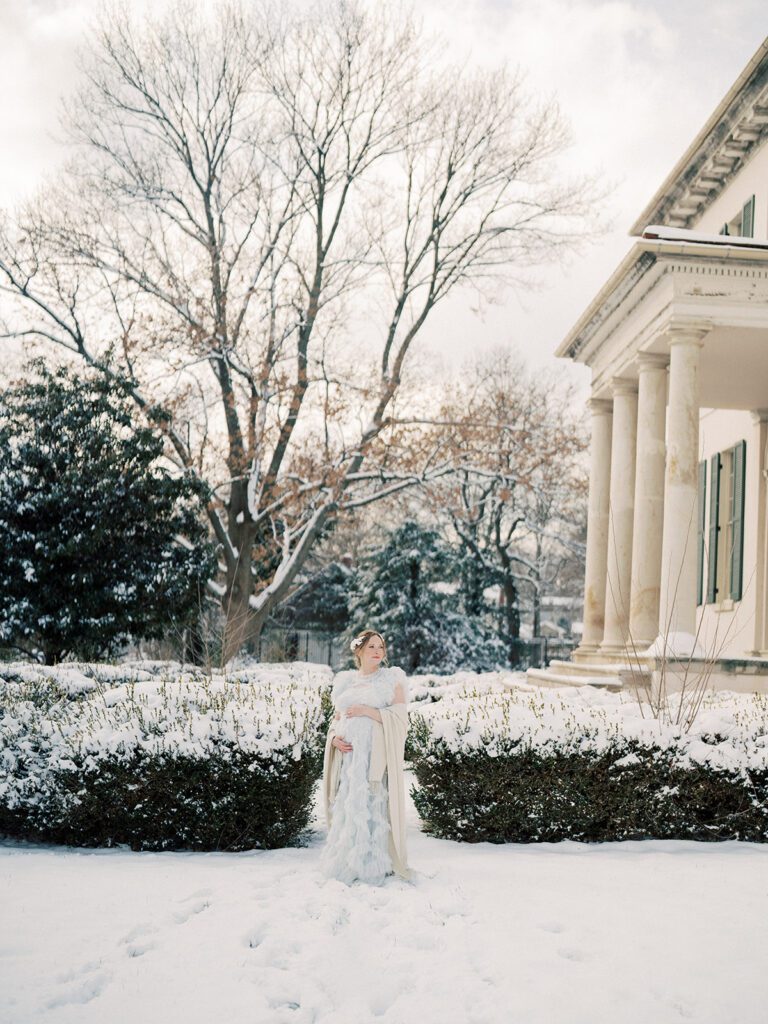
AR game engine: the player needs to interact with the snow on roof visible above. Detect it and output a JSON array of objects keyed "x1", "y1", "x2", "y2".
[
  {"x1": 642, "y1": 225, "x2": 768, "y2": 250},
  {"x1": 629, "y1": 37, "x2": 768, "y2": 235}
]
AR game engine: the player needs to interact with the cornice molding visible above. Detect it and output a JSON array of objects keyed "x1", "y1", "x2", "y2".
[
  {"x1": 629, "y1": 38, "x2": 768, "y2": 235},
  {"x1": 557, "y1": 237, "x2": 768, "y2": 364}
]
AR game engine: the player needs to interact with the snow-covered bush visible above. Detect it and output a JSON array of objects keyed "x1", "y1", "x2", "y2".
[
  {"x1": 0, "y1": 662, "x2": 332, "y2": 850},
  {"x1": 409, "y1": 684, "x2": 768, "y2": 843}
]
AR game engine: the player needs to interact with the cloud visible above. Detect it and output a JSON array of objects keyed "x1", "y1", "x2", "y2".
[
  {"x1": 0, "y1": 0, "x2": 763, "y2": 377},
  {"x1": 0, "y1": 0, "x2": 98, "y2": 207}
]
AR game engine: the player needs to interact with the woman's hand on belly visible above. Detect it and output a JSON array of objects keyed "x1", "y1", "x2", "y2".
[
  {"x1": 332, "y1": 735, "x2": 353, "y2": 753},
  {"x1": 344, "y1": 704, "x2": 382, "y2": 723}
]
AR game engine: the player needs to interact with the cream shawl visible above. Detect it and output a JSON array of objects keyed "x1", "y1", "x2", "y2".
[{"x1": 322, "y1": 699, "x2": 411, "y2": 881}]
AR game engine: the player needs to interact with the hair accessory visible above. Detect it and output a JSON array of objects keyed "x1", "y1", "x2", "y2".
[{"x1": 349, "y1": 637, "x2": 364, "y2": 651}]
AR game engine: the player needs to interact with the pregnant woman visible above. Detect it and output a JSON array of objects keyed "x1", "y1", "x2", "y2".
[{"x1": 320, "y1": 629, "x2": 411, "y2": 885}]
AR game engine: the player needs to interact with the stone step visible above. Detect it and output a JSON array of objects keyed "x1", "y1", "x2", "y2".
[
  {"x1": 547, "y1": 659, "x2": 630, "y2": 677},
  {"x1": 526, "y1": 667, "x2": 623, "y2": 690}
]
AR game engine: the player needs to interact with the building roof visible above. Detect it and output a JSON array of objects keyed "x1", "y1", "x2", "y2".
[
  {"x1": 555, "y1": 227, "x2": 768, "y2": 360},
  {"x1": 629, "y1": 37, "x2": 768, "y2": 234}
]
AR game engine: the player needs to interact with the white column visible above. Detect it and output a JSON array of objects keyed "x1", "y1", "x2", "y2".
[
  {"x1": 653, "y1": 327, "x2": 707, "y2": 655},
  {"x1": 574, "y1": 398, "x2": 613, "y2": 659},
  {"x1": 628, "y1": 353, "x2": 668, "y2": 650},
  {"x1": 600, "y1": 378, "x2": 638, "y2": 654}
]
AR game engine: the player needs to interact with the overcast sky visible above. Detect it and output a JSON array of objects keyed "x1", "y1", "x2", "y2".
[{"x1": 1, "y1": 0, "x2": 765, "y2": 395}]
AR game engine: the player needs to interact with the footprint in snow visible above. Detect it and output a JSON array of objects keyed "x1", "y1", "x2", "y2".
[
  {"x1": 172, "y1": 899, "x2": 211, "y2": 924},
  {"x1": 45, "y1": 970, "x2": 109, "y2": 1010},
  {"x1": 538, "y1": 920, "x2": 564, "y2": 933},
  {"x1": 119, "y1": 922, "x2": 159, "y2": 945},
  {"x1": 556, "y1": 945, "x2": 587, "y2": 962},
  {"x1": 125, "y1": 940, "x2": 156, "y2": 958},
  {"x1": 245, "y1": 927, "x2": 266, "y2": 949},
  {"x1": 54, "y1": 960, "x2": 102, "y2": 985}
]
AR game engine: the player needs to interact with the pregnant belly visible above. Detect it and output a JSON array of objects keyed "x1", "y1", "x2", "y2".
[{"x1": 337, "y1": 716, "x2": 373, "y2": 744}]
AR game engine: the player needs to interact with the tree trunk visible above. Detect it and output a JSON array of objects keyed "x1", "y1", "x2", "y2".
[
  {"x1": 532, "y1": 534, "x2": 543, "y2": 638},
  {"x1": 499, "y1": 548, "x2": 521, "y2": 668},
  {"x1": 184, "y1": 621, "x2": 208, "y2": 667},
  {"x1": 463, "y1": 554, "x2": 483, "y2": 617},
  {"x1": 222, "y1": 553, "x2": 258, "y2": 665},
  {"x1": 532, "y1": 577, "x2": 541, "y2": 638},
  {"x1": 409, "y1": 557, "x2": 421, "y2": 672},
  {"x1": 501, "y1": 576, "x2": 521, "y2": 667},
  {"x1": 220, "y1": 477, "x2": 260, "y2": 663}
]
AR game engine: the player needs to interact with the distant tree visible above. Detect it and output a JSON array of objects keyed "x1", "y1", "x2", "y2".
[
  {"x1": 348, "y1": 520, "x2": 505, "y2": 674},
  {"x1": 273, "y1": 561, "x2": 352, "y2": 634},
  {"x1": 0, "y1": 361, "x2": 216, "y2": 664},
  {"x1": 416, "y1": 348, "x2": 587, "y2": 664}
]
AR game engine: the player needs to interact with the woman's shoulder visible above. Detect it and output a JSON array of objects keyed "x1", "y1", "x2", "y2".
[
  {"x1": 383, "y1": 665, "x2": 408, "y2": 699},
  {"x1": 383, "y1": 665, "x2": 406, "y2": 681},
  {"x1": 331, "y1": 668, "x2": 357, "y2": 697}
]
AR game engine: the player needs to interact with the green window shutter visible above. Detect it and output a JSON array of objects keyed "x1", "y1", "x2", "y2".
[
  {"x1": 707, "y1": 452, "x2": 721, "y2": 603},
  {"x1": 741, "y1": 195, "x2": 755, "y2": 237},
  {"x1": 729, "y1": 440, "x2": 746, "y2": 600},
  {"x1": 697, "y1": 460, "x2": 706, "y2": 605}
]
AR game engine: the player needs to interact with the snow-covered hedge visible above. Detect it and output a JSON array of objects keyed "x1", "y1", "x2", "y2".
[
  {"x1": 0, "y1": 661, "x2": 333, "y2": 850},
  {"x1": 409, "y1": 684, "x2": 768, "y2": 843}
]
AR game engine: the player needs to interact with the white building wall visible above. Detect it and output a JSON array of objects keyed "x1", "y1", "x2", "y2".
[
  {"x1": 696, "y1": 408, "x2": 760, "y2": 659},
  {"x1": 692, "y1": 141, "x2": 768, "y2": 238},
  {"x1": 680, "y1": 148, "x2": 768, "y2": 660}
]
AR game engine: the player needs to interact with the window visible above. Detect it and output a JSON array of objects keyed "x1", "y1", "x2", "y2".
[
  {"x1": 705, "y1": 440, "x2": 746, "y2": 604},
  {"x1": 719, "y1": 195, "x2": 755, "y2": 238}
]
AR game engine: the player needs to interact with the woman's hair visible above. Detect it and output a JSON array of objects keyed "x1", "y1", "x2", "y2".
[{"x1": 350, "y1": 629, "x2": 388, "y2": 668}]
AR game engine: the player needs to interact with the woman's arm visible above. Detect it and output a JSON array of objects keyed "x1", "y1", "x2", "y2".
[{"x1": 344, "y1": 684, "x2": 405, "y2": 723}]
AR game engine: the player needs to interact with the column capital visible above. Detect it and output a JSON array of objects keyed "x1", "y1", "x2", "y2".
[
  {"x1": 609, "y1": 376, "x2": 638, "y2": 396},
  {"x1": 587, "y1": 397, "x2": 613, "y2": 415},
  {"x1": 664, "y1": 320, "x2": 711, "y2": 347},
  {"x1": 635, "y1": 351, "x2": 669, "y2": 371},
  {"x1": 750, "y1": 408, "x2": 768, "y2": 424}
]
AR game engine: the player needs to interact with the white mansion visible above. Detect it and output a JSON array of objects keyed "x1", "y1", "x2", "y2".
[{"x1": 529, "y1": 37, "x2": 768, "y2": 694}]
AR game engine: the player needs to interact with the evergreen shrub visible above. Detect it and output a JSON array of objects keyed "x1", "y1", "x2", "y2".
[
  {"x1": 348, "y1": 520, "x2": 507, "y2": 674},
  {"x1": 409, "y1": 688, "x2": 768, "y2": 843},
  {"x1": 0, "y1": 662, "x2": 332, "y2": 851},
  {"x1": 0, "y1": 361, "x2": 216, "y2": 664}
]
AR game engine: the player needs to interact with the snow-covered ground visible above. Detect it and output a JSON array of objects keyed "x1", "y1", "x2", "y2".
[{"x1": 2, "y1": 768, "x2": 767, "y2": 1024}]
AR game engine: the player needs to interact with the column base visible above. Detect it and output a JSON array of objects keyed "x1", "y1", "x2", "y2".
[
  {"x1": 571, "y1": 642, "x2": 601, "y2": 662},
  {"x1": 597, "y1": 642, "x2": 630, "y2": 659},
  {"x1": 624, "y1": 638, "x2": 656, "y2": 657}
]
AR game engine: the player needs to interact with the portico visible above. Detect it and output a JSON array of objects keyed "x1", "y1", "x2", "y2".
[{"x1": 528, "y1": 231, "x2": 768, "y2": 692}]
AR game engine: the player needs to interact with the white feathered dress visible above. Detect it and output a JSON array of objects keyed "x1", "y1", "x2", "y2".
[{"x1": 320, "y1": 665, "x2": 410, "y2": 885}]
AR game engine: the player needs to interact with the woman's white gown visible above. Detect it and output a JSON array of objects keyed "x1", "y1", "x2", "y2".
[{"x1": 320, "y1": 666, "x2": 405, "y2": 885}]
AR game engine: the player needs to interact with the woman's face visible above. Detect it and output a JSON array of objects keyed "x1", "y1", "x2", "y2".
[{"x1": 359, "y1": 634, "x2": 385, "y2": 673}]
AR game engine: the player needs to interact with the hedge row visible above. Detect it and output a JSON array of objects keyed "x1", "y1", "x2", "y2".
[
  {"x1": 408, "y1": 687, "x2": 768, "y2": 843},
  {"x1": 0, "y1": 662, "x2": 332, "y2": 851}
]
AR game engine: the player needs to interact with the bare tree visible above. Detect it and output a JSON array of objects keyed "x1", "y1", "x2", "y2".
[
  {"x1": 0, "y1": 0, "x2": 603, "y2": 662},
  {"x1": 415, "y1": 349, "x2": 587, "y2": 662}
]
